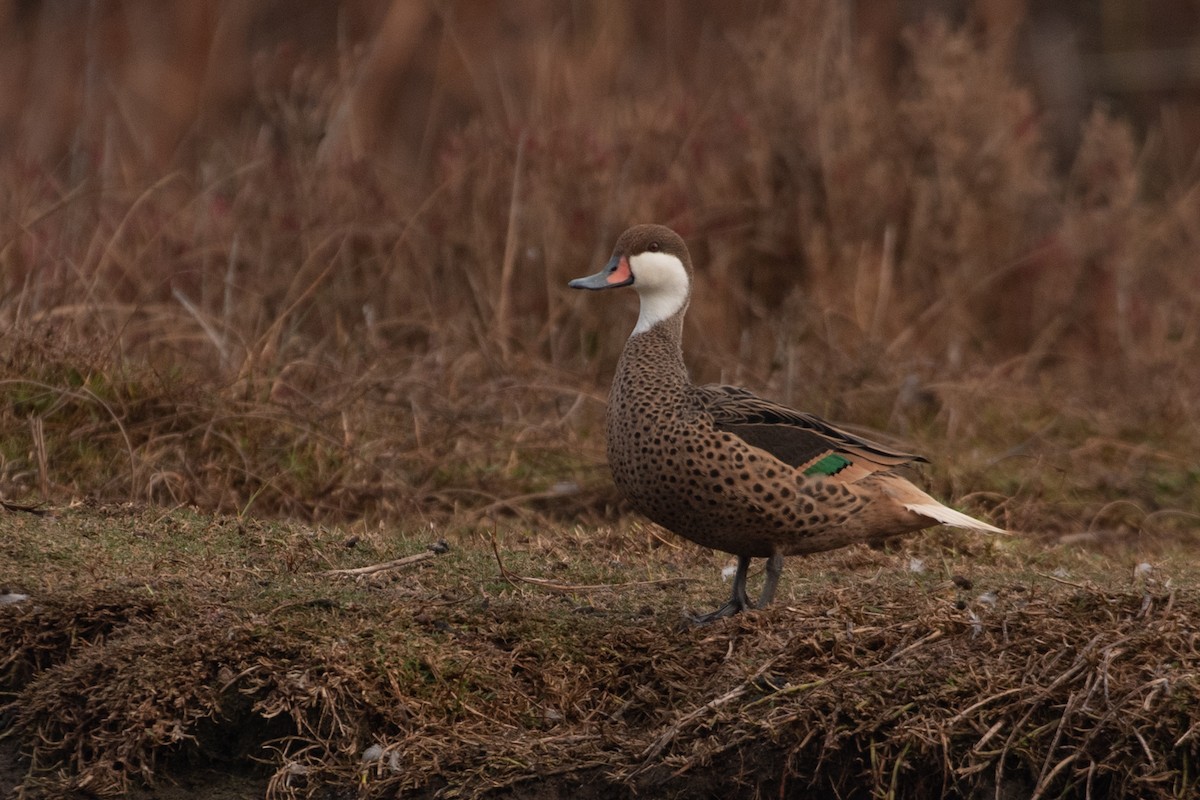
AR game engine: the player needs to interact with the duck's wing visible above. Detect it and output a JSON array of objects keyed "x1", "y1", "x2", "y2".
[{"x1": 695, "y1": 384, "x2": 928, "y2": 480}]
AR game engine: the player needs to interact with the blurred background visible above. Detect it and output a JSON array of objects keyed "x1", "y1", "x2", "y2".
[
  {"x1": 5, "y1": 1, "x2": 1200, "y2": 171},
  {"x1": 0, "y1": 0, "x2": 1197, "y2": 535}
]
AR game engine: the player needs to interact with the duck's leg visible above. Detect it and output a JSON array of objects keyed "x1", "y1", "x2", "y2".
[
  {"x1": 757, "y1": 552, "x2": 784, "y2": 608},
  {"x1": 693, "y1": 554, "x2": 752, "y2": 624}
]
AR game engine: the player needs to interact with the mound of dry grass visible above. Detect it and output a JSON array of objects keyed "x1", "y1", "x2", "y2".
[{"x1": 2, "y1": 505, "x2": 1198, "y2": 799}]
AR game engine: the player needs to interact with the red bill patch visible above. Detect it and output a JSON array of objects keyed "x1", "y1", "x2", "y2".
[{"x1": 607, "y1": 257, "x2": 632, "y2": 285}]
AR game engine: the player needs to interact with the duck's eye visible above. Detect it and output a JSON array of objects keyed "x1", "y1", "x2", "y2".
[{"x1": 648, "y1": 242, "x2": 660, "y2": 252}]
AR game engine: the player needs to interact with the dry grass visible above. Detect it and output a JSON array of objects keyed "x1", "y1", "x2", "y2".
[
  {"x1": 2, "y1": 3, "x2": 1200, "y2": 796},
  {"x1": 2, "y1": 505, "x2": 1199, "y2": 799},
  {"x1": 0, "y1": 7, "x2": 1197, "y2": 538}
]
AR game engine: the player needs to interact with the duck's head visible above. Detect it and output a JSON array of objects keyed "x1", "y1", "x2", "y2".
[{"x1": 569, "y1": 224, "x2": 693, "y2": 335}]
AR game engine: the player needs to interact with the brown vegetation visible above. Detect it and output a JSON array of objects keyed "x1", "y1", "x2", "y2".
[
  {"x1": 0, "y1": 2, "x2": 1196, "y2": 535},
  {"x1": 2, "y1": 1, "x2": 1200, "y2": 796},
  {"x1": 3, "y1": 506, "x2": 1200, "y2": 799}
]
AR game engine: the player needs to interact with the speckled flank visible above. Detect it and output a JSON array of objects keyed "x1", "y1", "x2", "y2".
[
  {"x1": 605, "y1": 310, "x2": 931, "y2": 559},
  {"x1": 573, "y1": 224, "x2": 1002, "y2": 614}
]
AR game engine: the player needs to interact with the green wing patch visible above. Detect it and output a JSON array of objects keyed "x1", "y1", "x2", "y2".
[{"x1": 803, "y1": 453, "x2": 852, "y2": 476}]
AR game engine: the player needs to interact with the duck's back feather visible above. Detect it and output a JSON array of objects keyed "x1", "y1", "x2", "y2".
[{"x1": 694, "y1": 384, "x2": 927, "y2": 479}]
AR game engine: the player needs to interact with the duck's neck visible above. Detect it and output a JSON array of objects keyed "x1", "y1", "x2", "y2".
[
  {"x1": 617, "y1": 309, "x2": 690, "y2": 391},
  {"x1": 632, "y1": 280, "x2": 690, "y2": 336}
]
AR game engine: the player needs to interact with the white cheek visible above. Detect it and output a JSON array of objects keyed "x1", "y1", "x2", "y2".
[{"x1": 630, "y1": 251, "x2": 690, "y2": 335}]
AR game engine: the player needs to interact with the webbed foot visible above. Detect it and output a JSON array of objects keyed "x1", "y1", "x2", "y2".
[
  {"x1": 690, "y1": 554, "x2": 752, "y2": 625},
  {"x1": 691, "y1": 595, "x2": 750, "y2": 624},
  {"x1": 690, "y1": 552, "x2": 785, "y2": 624}
]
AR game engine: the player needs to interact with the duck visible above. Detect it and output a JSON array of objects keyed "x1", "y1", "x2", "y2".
[{"x1": 569, "y1": 224, "x2": 1005, "y2": 622}]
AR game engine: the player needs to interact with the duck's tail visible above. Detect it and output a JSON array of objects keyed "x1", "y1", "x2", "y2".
[
  {"x1": 902, "y1": 501, "x2": 1007, "y2": 534},
  {"x1": 878, "y1": 475, "x2": 1007, "y2": 533}
]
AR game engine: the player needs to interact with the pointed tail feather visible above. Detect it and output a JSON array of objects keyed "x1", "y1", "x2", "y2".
[
  {"x1": 903, "y1": 502, "x2": 1007, "y2": 534},
  {"x1": 877, "y1": 474, "x2": 1007, "y2": 533}
]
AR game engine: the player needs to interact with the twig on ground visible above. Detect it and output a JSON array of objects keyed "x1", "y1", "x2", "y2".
[
  {"x1": 1034, "y1": 571, "x2": 1090, "y2": 590},
  {"x1": 321, "y1": 542, "x2": 448, "y2": 577},
  {"x1": 489, "y1": 532, "x2": 693, "y2": 594}
]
